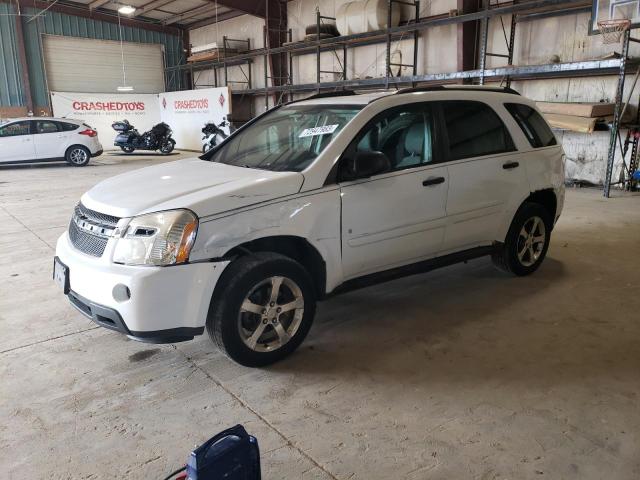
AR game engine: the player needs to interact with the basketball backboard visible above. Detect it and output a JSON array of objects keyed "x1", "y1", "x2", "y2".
[{"x1": 591, "y1": 0, "x2": 640, "y2": 33}]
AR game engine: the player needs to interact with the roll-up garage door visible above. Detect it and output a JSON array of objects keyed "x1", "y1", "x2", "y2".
[{"x1": 43, "y1": 35, "x2": 165, "y2": 94}]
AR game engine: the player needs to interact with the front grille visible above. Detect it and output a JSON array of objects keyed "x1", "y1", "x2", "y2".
[{"x1": 68, "y1": 203, "x2": 120, "y2": 257}]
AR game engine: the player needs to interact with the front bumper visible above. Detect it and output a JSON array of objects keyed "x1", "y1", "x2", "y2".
[{"x1": 55, "y1": 232, "x2": 229, "y2": 342}]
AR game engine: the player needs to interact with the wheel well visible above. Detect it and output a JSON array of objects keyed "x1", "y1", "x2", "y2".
[
  {"x1": 66, "y1": 144, "x2": 89, "y2": 153},
  {"x1": 525, "y1": 189, "x2": 557, "y2": 223},
  {"x1": 225, "y1": 236, "x2": 327, "y2": 298}
]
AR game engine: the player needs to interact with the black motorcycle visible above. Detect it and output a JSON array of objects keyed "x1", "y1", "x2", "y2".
[
  {"x1": 202, "y1": 117, "x2": 234, "y2": 153},
  {"x1": 112, "y1": 120, "x2": 176, "y2": 155}
]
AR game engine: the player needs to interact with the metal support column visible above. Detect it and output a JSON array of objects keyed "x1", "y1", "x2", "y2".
[
  {"x1": 505, "y1": 13, "x2": 517, "y2": 88},
  {"x1": 316, "y1": 9, "x2": 321, "y2": 87},
  {"x1": 223, "y1": 36, "x2": 228, "y2": 87},
  {"x1": 478, "y1": 0, "x2": 490, "y2": 85},
  {"x1": 413, "y1": 1, "x2": 420, "y2": 77},
  {"x1": 385, "y1": 1, "x2": 392, "y2": 88},
  {"x1": 604, "y1": 29, "x2": 631, "y2": 197},
  {"x1": 263, "y1": 26, "x2": 269, "y2": 110},
  {"x1": 14, "y1": 3, "x2": 33, "y2": 112}
]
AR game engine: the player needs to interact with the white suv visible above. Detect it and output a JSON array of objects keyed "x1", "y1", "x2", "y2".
[
  {"x1": 54, "y1": 86, "x2": 564, "y2": 366},
  {"x1": 0, "y1": 117, "x2": 103, "y2": 166}
]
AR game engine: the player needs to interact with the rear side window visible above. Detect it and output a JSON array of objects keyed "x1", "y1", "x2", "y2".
[
  {"x1": 36, "y1": 120, "x2": 59, "y2": 134},
  {"x1": 505, "y1": 103, "x2": 557, "y2": 148},
  {"x1": 441, "y1": 101, "x2": 515, "y2": 161},
  {"x1": 58, "y1": 122, "x2": 80, "y2": 131}
]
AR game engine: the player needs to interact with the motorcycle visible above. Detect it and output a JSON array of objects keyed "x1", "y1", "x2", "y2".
[
  {"x1": 202, "y1": 117, "x2": 234, "y2": 153},
  {"x1": 112, "y1": 120, "x2": 176, "y2": 155}
]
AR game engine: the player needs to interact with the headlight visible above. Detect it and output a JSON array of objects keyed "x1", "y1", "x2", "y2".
[{"x1": 113, "y1": 209, "x2": 198, "y2": 266}]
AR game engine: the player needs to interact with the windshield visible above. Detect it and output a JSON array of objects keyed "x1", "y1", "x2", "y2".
[{"x1": 207, "y1": 104, "x2": 362, "y2": 172}]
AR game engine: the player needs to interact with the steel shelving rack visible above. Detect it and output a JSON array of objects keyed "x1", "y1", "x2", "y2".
[{"x1": 168, "y1": 0, "x2": 637, "y2": 196}]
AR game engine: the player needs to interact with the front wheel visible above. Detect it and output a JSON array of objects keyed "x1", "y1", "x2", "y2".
[
  {"x1": 120, "y1": 146, "x2": 135, "y2": 153},
  {"x1": 206, "y1": 252, "x2": 316, "y2": 367},
  {"x1": 65, "y1": 145, "x2": 90, "y2": 167},
  {"x1": 492, "y1": 202, "x2": 552, "y2": 276},
  {"x1": 159, "y1": 139, "x2": 175, "y2": 155}
]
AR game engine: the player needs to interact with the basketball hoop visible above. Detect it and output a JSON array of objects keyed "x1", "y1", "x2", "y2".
[{"x1": 598, "y1": 18, "x2": 631, "y2": 44}]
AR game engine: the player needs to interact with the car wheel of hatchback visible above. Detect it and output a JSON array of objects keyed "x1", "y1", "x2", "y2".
[
  {"x1": 492, "y1": 202, "x2": 552, "y2": 276},
  {"x1": 65, "y1": 145, "x2": 90, "y2": 167},
  {"x1": 206, "y1": 252, "x2": 316, "y2": 367}
]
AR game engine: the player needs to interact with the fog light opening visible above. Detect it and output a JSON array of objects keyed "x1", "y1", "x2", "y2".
[{"x1": 113, "y1": 284, "x2": 131, "y2": 302}]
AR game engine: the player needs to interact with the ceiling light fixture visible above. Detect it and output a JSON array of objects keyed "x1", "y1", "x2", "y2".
[{"x1": 118, "y1": 5, "x2": 136, "y2": 15}]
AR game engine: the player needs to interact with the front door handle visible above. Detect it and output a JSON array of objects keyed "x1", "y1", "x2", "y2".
[
  {"x1": 422, "y1": 176, "x2": 445, "y2": 186},
  {"x1": 503, "y1": 161, "x2": 520, "y2": 170}
]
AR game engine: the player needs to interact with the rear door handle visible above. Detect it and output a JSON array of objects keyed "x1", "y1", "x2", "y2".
[
  {"x1": 422, "y1": 176, "x2": 445, "y2": 186},
  {"x1": 503, "y1": 161, "x2": 520, "y2": 170}
]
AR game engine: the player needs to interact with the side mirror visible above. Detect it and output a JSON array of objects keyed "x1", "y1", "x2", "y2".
[{"x1": 342, "y1": 150, "x2": 391, "y2": 181}]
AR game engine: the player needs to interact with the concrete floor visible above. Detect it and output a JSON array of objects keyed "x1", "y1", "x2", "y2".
[{"x1": 1, "y1": 151, "x2": 639, "y2": 479}]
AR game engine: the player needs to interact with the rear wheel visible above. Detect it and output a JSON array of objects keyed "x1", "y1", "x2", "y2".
[
  {"x1": 206, "y1": 252, "x2": 316, "y2": 367},
  {"x1": 492, "y1": 202, "x2": 552, "y2": 276},
  {"x1": 65, "y1": 145, "x2": 90, "y2": 167}
]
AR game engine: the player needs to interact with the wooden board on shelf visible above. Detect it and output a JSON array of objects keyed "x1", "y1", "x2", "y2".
[
  {"x1": 187, "y1": 48, "x2": 239, "y2": 64},
  {"x1": 542, "y1": 113, "x2": 607, "y2": 133},
  {"x1": 537, "y1": 101, "x2": 616, "y2": 117}
]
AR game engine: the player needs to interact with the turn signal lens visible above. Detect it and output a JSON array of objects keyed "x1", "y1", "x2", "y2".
[{"x1": 176, "y1": 220, "x2": 198, "y2": 264}]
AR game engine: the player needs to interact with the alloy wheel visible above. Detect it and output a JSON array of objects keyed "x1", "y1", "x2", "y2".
[
  {"x1": 516, "y1": 215, "x2": 546, "y2": 267},
  {"x1": 69, "y1": 148, "x2": 88, "y2": 165},
  {"x1": 237, "y1": 276, "x2": 305, "y2": 352}
]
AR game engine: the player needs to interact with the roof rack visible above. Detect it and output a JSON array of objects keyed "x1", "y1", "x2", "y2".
[
  {"x1": 395, "y1": 85, "x2": 521, "y2": 95},
  {"x1": 300, "y1": 90, "x2": 357, "y2": 101}
]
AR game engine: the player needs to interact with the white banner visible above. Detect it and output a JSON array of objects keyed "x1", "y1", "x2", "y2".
[
  {"x1": 159, "y1": 87, "x2": 231, "y2": 151},
  {"x1": 51, "y1": 88, "x2": 232, "y2": 151},
  {"x1": 51, "y1": 91, "x2": 160, "y2": 150}
]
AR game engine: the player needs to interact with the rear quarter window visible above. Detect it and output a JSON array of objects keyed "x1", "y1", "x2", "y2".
[
  {"x1": 59, "y1": 122, "x2": 80, "y2": 131},
  {"x1": 504, "y1": 103, "x2": 557, "y2": 148}
]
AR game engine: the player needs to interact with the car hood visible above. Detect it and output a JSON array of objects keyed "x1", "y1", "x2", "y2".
[{"x1": 81, "y1": 158, "x2": 305, "y2": 218}]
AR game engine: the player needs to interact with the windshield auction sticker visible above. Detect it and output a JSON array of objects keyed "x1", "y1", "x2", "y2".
[{"x1": 298, "y1": 124, "x2": 339, "y2": 138}]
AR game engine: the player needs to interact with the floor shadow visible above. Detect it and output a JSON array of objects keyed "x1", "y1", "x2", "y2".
[
  {"x1": 107, "y1": 152, "x2": 180, "y2": 157},
  {"x1": 255, "y1": 255, "x2": 639, "y2": 385},
  {"x1": 0, "y1": 162, "x2": 77, "y2": 170}
]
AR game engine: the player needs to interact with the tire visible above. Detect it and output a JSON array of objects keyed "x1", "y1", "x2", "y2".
[
  {"x1": 159, "y1": 139, "x2": 175, "y2": 155},
  {"x1": 206, "y1": 252, "x2": 316, "y2": 367},
  {"x1": 305, "y1": 23, "x2": 340, "y2": 37},
  {"x1": 120, "y1": 146, "x2": 135, "y2": 153},
  {"x1": 65, "y1": 145, "x2": 91, "y2": 167},
  {"x1": 492, "y1": 202, "x2": 552, "y2": 276}
]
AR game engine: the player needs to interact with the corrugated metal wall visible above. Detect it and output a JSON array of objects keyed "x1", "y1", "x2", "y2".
[
  {"x1": 0, "y1": 3, "x2": 25, "y2": 106},
  {"x1": 0, "y1": 3, "x2": 184, "y2": 108}
]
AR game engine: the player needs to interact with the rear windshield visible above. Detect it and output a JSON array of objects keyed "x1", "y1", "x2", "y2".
[
  {"x1": 205, "y1": 105, "x2": 362, "y2": 172},
  {"x1": 504, "y1": 103, "x2": 557, "y2": 148}
]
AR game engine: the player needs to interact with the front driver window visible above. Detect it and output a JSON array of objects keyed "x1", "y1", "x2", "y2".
[
  {"x1": 355, "y1": 106, "x2": 434, "y2": 171},
  {"x1": 0, "y1": 121, "x2": 31, "y2": 137}
]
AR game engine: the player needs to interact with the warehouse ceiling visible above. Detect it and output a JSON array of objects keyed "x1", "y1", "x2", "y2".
[{"x1": 55, "y1": 0, "x2": 249, "y2": 29}]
